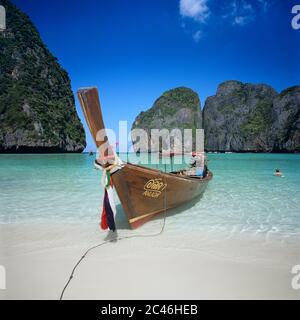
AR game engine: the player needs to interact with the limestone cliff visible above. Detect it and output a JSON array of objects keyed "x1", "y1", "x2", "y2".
[
  {"x1": 131, "y1": 87, "x2": 202, "y2": 152},
  {"x1": 203, "y1": 81, "x2": 300, "y2": 152},
  {"x1": 203, "y1": 81, "x2": 277, "y2": 152},
  {"x1": 271, "y1": 86, "x2": 300, "y2": 152},
  {"x1": 133, "y1": 81, "x2": 300, "y2": 153},
  {"x1": 0, "y1": 0, "x2": 86, "y2": 152}
]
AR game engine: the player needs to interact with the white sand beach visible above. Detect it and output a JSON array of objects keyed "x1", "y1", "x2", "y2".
[{"x1": 1, "y1": 222, "x2": 299, "y2": 300}]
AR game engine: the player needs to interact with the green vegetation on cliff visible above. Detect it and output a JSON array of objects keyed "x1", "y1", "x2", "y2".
[
  {"x1": 279, "y1": 86, "x2": 299, "y2": 98},
  {"x1": 133, "y1": 87, "x2": 201, "y2": 128},
  {"x1": 132, "y1": 87, "x2": 202, "y2": 152},
  {"x1": 241, "y1": 102, "x2": 273, "y2": 136},
  {"x1": 0, "y1": 0, "x2": 86, "y2": 152},
  {"x1": 204, "y1": 81, "x2": 300, "y2": 152}
]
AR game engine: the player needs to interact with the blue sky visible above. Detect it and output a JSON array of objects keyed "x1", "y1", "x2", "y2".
[{"x1": 12, "y1": 0, "x2": 300, "y2": 151}]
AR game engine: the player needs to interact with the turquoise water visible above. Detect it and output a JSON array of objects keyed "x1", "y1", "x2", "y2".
[{"x1": 0, "y1": 153, "x2": 300, "y2": 239}]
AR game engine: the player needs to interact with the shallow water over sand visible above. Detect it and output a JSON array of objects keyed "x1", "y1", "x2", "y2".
[{"x1": 0, "y1": 153, "x2": 299, "y2": 242}]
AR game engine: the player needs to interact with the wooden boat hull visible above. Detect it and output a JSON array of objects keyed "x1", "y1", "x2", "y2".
[{"x1": 112, "y1": 163, "x2": 212, "y2": 228}]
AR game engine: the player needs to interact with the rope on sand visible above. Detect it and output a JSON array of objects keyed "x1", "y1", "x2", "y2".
[{"x1": 59, "y1": 176, "x2": 167, "y2": 300}]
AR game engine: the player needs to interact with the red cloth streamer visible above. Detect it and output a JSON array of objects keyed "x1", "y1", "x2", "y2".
[
  {"x1": 99, "y1": 176, "x2": 116, "y2": 231},
  {"x1": 100, "y1": 204, "x2": 108, "y2": 230}
]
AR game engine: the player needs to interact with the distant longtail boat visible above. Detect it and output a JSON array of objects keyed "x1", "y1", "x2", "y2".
[{"x1": 77, "y1": 87, "x2": 212, "y2": 229}]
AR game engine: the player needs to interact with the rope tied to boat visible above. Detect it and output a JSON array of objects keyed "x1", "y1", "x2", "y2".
[{"x1": 93, "y1": 154, "x2": 124, "y2": 174}]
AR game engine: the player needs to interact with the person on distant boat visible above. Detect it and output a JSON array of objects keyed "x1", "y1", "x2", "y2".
[
  {"x1": 274, "y1": 168, "x2": 283, "y2": 177},
  {"x1": 189, "y1": 152, "x2": 207, "y2": 177}
]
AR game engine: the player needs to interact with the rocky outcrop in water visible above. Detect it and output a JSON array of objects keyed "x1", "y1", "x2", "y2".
[
  {"x1": 203, "y1": 81, "x2": 278, "y2": 152},
  {"x1": 133, "y1": 81, "x2": 300, "y2": 153},
  {"x1": 271, "y1": 86, "x2": 300, "y2": 152},
  {"x1": 203, "y1": 81, "x2": 300, "y2": 152},
  {"x1": 131, "y1": 87, "x2": 202, "y2": 152},
  {"x1": 0, "y1": 0, "x2": 86, "y2": 153}
]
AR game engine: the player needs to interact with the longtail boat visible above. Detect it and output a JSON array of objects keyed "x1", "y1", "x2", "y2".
[{"x1": 77, "y1": 87, "x2": 213, "y2": 229}]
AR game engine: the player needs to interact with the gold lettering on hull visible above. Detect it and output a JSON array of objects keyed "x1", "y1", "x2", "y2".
[{"x1": 143, "y1": 178, "x2": 167, "y2": 198}]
